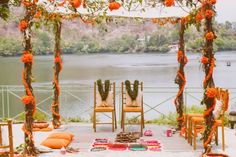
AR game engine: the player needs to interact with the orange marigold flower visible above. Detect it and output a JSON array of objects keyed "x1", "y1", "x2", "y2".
[
  {"x1": 165, "y1": 0, "x2": 174, "y2": 7},
  {"x1": 54, "y1": 56, "x2": 62, "y2": 63},
  {"x1": 19, "y1": 20, "x2": 28, "y2": 32},
  {"x1": 21, "y1": 0, "x2": 33, "y2": 7},
  {"x1": 195, "y1": 12, "x2": 203, "y2": 23},
  {"x1": 21, "y1": 53, "x2": 33, "y2": 63},
  {"x1": 205, "y1": 9, "x2": 214, "y2": 19},
  {"x1": 22, "y1": 95, "x2": 33, "y2": 105},
  {"x1": 70, "y1": 0, "x2": 82, "y2": 8},
  {"x1": 208, "y1": 0, "x2": 216, "y2": 5},
  {"x1": 201, "y1": 56, "x2": 209, "y2": 64},
  {"x1": 34, "y1": 10, "x2": 41, "y2": 18},
  {"x1": 109, "y1": 2, "x2": 121, "y2": 11},
  {"x1": 205, "y1": 32, "x2": 215, "y2": 40},
  {"x1": 152, "y1": 18, "x2": 158, "y2": 24},
  {"x1": 206, "y1": 88, "x2": 217, "y2": 98},
  {"x1": 177, "y1": 50, "x2": 183, "y2": 62}
]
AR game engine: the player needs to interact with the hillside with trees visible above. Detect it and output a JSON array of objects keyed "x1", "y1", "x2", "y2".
[{"x1": 0, "y1": 8, "x2": 236, "y2": 56}]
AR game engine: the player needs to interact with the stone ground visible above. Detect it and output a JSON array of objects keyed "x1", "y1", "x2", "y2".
[{"x1": 1, "y1": 123, "x2": 236, "y2": 157}]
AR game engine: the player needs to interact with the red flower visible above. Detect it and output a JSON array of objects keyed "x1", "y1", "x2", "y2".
[
  {"x1": 70, "y1": 0, "x2": 82, "y2": 8},
  {"x1": 206, "y1": 88, "x2": 217, "y2": 98},
  {"x1": 195, "y1": 12, "x2": 203, "y2": 23},
  {"x1": 22, "y1": 95, "x2": 33, "y2": 105},
  {"x1": 19, "y1": 20, "x2": 28, "y2": 32},
  {"x1": 165, "y1": 0, "x2": 174, "y2": 7},
  {"x1": 205, "y1": 9, "x2": 214, "y2": 19},
  {"x1": 201, "y1": 56, "x2": 209, "y2": 64},
  {"x1": 109, "y1": 2, "x2": 121, "y2": 11},
  {"x1": 205, "y1": 32, "x2": 215, "y2": 40}
]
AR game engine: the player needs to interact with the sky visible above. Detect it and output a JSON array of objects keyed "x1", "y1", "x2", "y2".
[
  {"x1": 40, "y1": 0, "x2": 236, "y2": 22},
  {"x1": 215, "y1": 0, "x2": 236, "y2": 22}
]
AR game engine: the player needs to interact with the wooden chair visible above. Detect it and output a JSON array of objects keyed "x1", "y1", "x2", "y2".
[
  {"x1": 190, "y1": 88, "x2": 229, "y2": 150},
  {"x1": 93, "y1": 82, "x2": 117, "y2": 132},
  {"x1": 121, "y1": 82, "x2": 145, "y2": 135},
  {"x1": 0, "y1": 119, "x2": 14, "y2": 157}
]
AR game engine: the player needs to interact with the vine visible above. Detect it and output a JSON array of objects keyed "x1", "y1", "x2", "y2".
[
  {"x1": 97, "y1": 79, "x2": 110, "y2": 101},
  {"x1": 125, "y1": 80, "x2": 139, "y2": 101},
  {"x1": 51, "y1": 20, "x2": 62, "y2": 129}
]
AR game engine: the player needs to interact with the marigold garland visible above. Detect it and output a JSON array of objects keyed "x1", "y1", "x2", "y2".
[
  {"x1": 201, "y1": 56, "x2": 209, "y2": 64},
  {"x1": 22, "y1": 95, "x2": 34, "y2": 105},
  {"x1": 165, "y1": 0, "x2": 174, "y2": 7},
  {"x1": 174, "y1": 71, "x2": 186, "y2": 106},
  {"x1": 203, "y1": 58, "x2": 215, "y2": 88},
  {"x1": 21, "y1": 52, "x2": 33, "y2": 63},
  {"x1": 205, "y1": 32, "x2": 215, "y2": 41},
  {"x1": 19, "y1": 20, "x2": 28, "y2": 32},
  {"x1": 34, "y1": 10, "x2": 41, "y2": 18},
  {"x1": 196, "y1": 12, "x2": 203, "y2": 23},
  {"x1": 177, "y1": 50, "x2": 188, "y2": 64},
  {"x1": 70, "y1": 0, "x2": 82, "y2": 8},
  {"x1": 181, "y1": 16, "x2": 189, "y2": 24},
  {"x1": 109, "y1": 1, "x2": 121, "y2": 11},
  {"x1": 203, "y1": 122, "x2": 218, "y2": 148},
  {"x1": 206, "y1": 88, "x2": 217, "y2": 98},
  {"x1": 208, "y1": 0, "x2": 216, "y2": 5},
  {"x1": 205, "y1": 10, "x2": 214, "y2": 19}
]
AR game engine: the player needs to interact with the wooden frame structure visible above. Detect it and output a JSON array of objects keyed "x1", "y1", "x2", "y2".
[
  {"x1": 0, "y1": 119, "x2": 14, "y2": 157},
  {"x1": 93, "y1": 82, "x2": 117, "y2": 132},
  {"x1": 121, "y1": 82, "x2": 144, "y2": 135}
]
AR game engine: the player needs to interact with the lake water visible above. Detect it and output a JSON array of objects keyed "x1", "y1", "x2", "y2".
[{"x1": 0, "y1": 52, "x2": 236, "y2": 120}]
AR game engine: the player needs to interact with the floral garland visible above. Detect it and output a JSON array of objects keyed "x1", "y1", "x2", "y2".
[
  {"x1": 125, "y1": 80, "x2": 139, "y2": 101},
  {"x1": 97, "y1": 79, "x2": 110, "y2": 101}
]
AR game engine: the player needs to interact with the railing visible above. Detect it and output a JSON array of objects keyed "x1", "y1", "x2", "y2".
[{"x1": 0, "y1": 85, "x2": 236, "y2": 122}]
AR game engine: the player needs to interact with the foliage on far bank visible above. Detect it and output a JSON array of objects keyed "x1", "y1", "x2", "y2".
[{"x1": 0, "y1": 15, "x2": 236, "y2": 56}]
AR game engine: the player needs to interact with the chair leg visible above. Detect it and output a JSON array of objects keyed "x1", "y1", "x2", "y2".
[
  {"x1": 140, "y1": 113, "x2": 143, "y2": 136},
  {"x1": 112, "y1": 111, "x2": 114, "y2": 132},
  {"x1": 121, "y1": 111, "x2": 123, "y2": 129},
  {"x1": 8, "y1": 120, "x2": 14, "y2": 157},
  {"x1": 215, "y1": 127, "x2": 218, "y2": 146},
  {"x1": 93, "y1": 112, "x2": 97, "y2": 132},
  {"x1": 141, "y1": 110, "x2": 145, "y2": 129},
  {"x1": 122, "y1": 112, "x2": 125, "y2": 132},
  {"x1": 114, "y1": 110, "x2": 117, "y2": 129},
  {"x1": 193, "y1": 123, "x2": 197, "y2": 150},
  {"x1": 185, "y1": 115, "x2": 188, "y2": 140},
  {"x1": 189, "y1": 118, "x2": 192, "y2": 144},
  {"x1": 222, "y1": 125, "x2": 225, "y2": 151}
]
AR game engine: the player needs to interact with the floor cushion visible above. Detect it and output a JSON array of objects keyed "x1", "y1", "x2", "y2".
[
  {"x1": 48, "y1": 132, "x2": 74, "y2": 141},
  {"x1": 41, "y1": 138, "x2": 70, "y2": 149}
]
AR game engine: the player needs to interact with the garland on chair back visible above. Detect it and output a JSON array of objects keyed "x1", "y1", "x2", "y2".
[
  {"x1": 125, "y1": 80, "x2": 139, "y2": 101},
  {"x1": 97, "y1": 79, "x2": 110, "y2": 101}
]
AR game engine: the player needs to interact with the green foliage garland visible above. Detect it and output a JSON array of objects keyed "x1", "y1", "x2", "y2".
[
  {"x1": 97, "y1": 79, "x2": 110, "y2": 101},
  {"x1": 125, "y1": 80, "x2": 139, "y2": 100}
]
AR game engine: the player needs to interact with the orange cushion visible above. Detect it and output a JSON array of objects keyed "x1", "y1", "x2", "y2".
[
  {"x1": 33, "y1": 122, "x2": 49, "y2": 129},
  {"x1": 192, "y1": 117, "x2": 204, "y2": 122},
  {"x1": 123, "y1": 107, "x2": 142, "y2": 112},
  {"x1": 48, "y1": 132, "x2": 74, "y2": 141},
  {"x1": 41, "y1": 138, "x2": 70, "y2": 149}
]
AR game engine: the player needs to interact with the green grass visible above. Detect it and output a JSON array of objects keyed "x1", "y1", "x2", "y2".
[{"x1": 16, "y1": 110, "x2": 49, "y2": 121}]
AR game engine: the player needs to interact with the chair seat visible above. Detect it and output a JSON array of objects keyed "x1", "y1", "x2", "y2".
[
  {"x1": 95, "y1": 106, "x2": 114, "y2": 112},
  {"x1": 187, "y1": 113, "x2": 203, "y2": 118},
  {"x1": 216, "y1": 119, "x2": 222, "y2": 125},
  {"x1": 192, "y1": 117, "x2": 204, "y2": 123},
  {"x1": 123, "y1": 106, "x2": 142, "y2": 112}
]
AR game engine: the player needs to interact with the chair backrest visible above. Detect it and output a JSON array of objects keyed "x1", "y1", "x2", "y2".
[
  {"x1": 94, "y1": 81, "x2": 115, "y2": 108},
  {"x1": 121, "y1": 81, "x2": 143, "y2": 108},
  {"x1": 219, "y1": 88, "x2": 229, "y2": 114},
  {"x1": 0, "y1": 120, "x2": 13, "y2": 157}
]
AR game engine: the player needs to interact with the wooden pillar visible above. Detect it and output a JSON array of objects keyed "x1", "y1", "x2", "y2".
[
  {"x1": 201, "y1": 0, "x2": 216, "y2": 153},
  {"x1": 52, "y1": 20, "x2": 62, "y2": 129},
  {"x1": 174, "y1": 22, "x2": 187, "y2": 130},
  {"x1": 20, "y1": 6, "x2": 37, "y2": 156}
]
